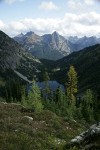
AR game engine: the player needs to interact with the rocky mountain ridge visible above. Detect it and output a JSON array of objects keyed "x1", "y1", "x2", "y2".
[
  {"x1": 14, "y1": 31, "x2": 100, "y2": 60},
  {"x1": 68, "y1": 35, "x2": 100, "y2": 51},
  {"x1": 14, "y1": 31, "x2": 73, "y2": 60}
]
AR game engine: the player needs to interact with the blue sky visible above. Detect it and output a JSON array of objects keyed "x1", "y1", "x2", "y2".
[
  {"x1": 0, "y1": 0, "x2": 70, "y2": 23},
  {"x1": 0, "y1": 0, "x2": 100, "y2": 37}
]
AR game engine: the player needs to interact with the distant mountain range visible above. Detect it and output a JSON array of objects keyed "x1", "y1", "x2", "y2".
[
  {"x1": 14, "y1": 31, "x2": 72, "y2": 60},
  {"x1": 14, "y1": 31, "x2": 100, "y2": 60},
  {"x1": 67, "y1": 35, "x2": 100, "y2": 51},
  {"x1": 0, "y1": 30, "x2": 100, "y2": 93}
]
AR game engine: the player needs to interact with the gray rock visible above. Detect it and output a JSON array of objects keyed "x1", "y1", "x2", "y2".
[
  {"x1": 70, "y1": 122, "x2": 100, "y2": 149},
  {"x1": 22, "y1": 116, "x2": 33, "y2": 124},
  {"x1": 71, "y1": 135, "x2": 83, "y2": 144}
]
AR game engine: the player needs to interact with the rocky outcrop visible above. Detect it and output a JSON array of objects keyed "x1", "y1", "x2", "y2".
[{"x1": 65, "y1": 122, "x2": 100, "y2": 150}]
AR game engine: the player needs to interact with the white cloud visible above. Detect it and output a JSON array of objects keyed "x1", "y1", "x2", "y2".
[
  {"x1": 39, "y1": 1, "x2": 59, "y2": 10},
  {"x1": 0, "y1": 20, "x2": 4, "y2": 28},
  {"x1": 67, "y1": 0, "x2": 84, "y2": 12},
  {"x1": 5, "y1": 0, "x2": 25, "y2": 4},
  {"x1": 0, "y1": 12, "x2": 100, "y2": 37},
  {"x1": 84, "y1": 0, "x2": 94, "y2": 5},
  {"x1": 0, "y1": 20, "x2": 6, "y2": 29},
  {"x1": 67, "y1": 0, "x2": 96, "y2": 13}
]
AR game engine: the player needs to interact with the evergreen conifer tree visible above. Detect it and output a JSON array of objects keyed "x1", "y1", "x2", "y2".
[
  {"x1": 81, "y1": 89, "x2": 94, "y2": 121},
  {"x1": 23, "y1": 81, "x2": 43, "y2": 112},
  {"x1": 66, "y1": 65, "x2": 78, "y2": 104},
  {"x1": 66, "y1": 65, "x2": 78, "y2": 118}
]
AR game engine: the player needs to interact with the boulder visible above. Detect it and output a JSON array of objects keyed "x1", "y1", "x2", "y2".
[
  {"x1": 21, "y1": 116, "x2": 33, "y2": 124},
  {"x1": 68, "y1": 122, "x2": 100, "y2": 149}
]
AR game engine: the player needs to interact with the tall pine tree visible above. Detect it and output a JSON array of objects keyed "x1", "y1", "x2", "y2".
[
  {"x1": 66, "y1": 65, "x2": 78, "y2": 118},
  {"x1": 66, "y1": 65, "x2": 78, "y2": 104}
]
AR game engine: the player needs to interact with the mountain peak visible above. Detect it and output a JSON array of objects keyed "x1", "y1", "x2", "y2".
[
  {"x1": 14, "y1": 31, "x2": 71, "y2": 60},
  {"x1": 52, "y1": 31, "x2": 59, "y2": 36},
  {"x1": 25, "y1": 31, "x2": 34, "y2": 36},
  {"x1": 16, "y1": 33, "x2": 24, "y2": 38}
]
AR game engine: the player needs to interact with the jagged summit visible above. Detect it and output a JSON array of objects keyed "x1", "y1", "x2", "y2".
[
  {"x1": 14, "y1": 31, "x2": 72, "y2": 60},
  {"x1": 14, "y1": 31, "x2": 100, "y2": 60},
  {"x1": 25, "y1": 31, "x2": 35, "y2": 36},
  {"x1": 16, "y1": 33, "x2": 24, "y2": 38},
  {"x1": 52, "y1": 31, "x2": 59, "y2": 36},
  {"x1": 14, "y1": 31, "x2": 41, "y2": 45}
]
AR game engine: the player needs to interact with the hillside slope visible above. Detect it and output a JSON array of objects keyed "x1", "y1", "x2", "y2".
[
  {"x1": 1, "y1": 30, "x2": 100, "y2": 93},
  {"x1": 55, "y1": 44, "x2": 100, "y2": 92},
  {"x1": 0, "y1": 102, "x2": 87, "y2": 150},
  {"x1": 0, "y1": 30, "x2": 45, "y2": 82}
]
